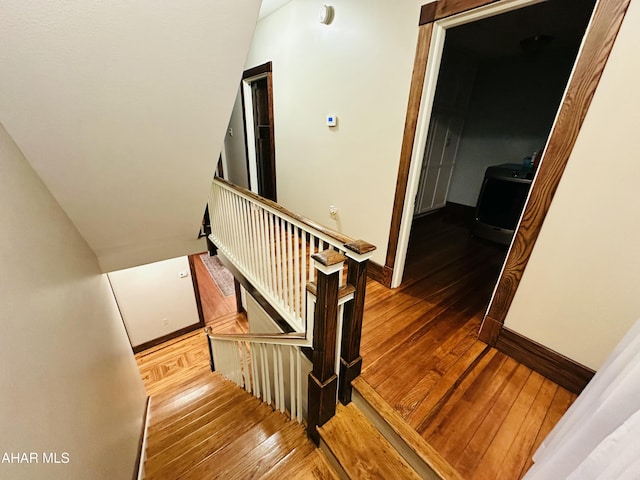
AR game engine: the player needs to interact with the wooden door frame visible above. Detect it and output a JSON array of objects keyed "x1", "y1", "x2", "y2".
[
  {"x1": 241, "y1": 61, "x2": 278, "y2": 202},
  {"x1": 381, "y1": 0, "x2": 630, "y2": 345}
]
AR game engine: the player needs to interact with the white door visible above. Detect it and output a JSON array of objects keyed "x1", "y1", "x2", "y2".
[
  {"x1": 414, "y1": 47, "x2": 476, "y2": 217},
  {"x1": 414, "y1": 111, "x2": 464, "y2": 215}
]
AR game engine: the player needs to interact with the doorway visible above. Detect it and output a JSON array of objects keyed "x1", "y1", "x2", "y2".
[
  {"x1": 390, "y1": 0, "x2": 603, "y2": 292},
  {"x1": 242, "y1": 62, "x2": 277, "y2": 202}
]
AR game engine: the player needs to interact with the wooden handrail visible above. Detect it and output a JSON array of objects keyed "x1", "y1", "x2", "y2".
[
  {"x1": 209, "y1": 178, "x2": 377, "y2": 439},
  {"x1": 215, "y1": 177, "x2": 360, "y2": 249},
  {"x1": 205, "y1": 328, "x2": 309, "y2": 345}
]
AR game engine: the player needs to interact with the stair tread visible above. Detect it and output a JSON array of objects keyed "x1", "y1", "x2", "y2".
[
  {"x1": 352, "y1": 376, "x2": 465, "y2": 480},
  {"x1": 319, "y1": 402, "x2": 422, "y2": 480},
  {"x1": 262, "y1": 442, "x2": 339, "y2": 480},
  {"x1": 145, "y1": 393, "x2": 275, "y2": 478}
]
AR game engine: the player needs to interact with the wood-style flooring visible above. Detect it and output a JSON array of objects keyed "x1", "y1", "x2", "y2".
[
  {"x1": 136, "y1": 213, "x2": 576, "y2": 479},
  {"x1": 360, "y1": 208, "x2": 577, "y2": 479},
  {"x1": 191, "y1": 253, "x2": 238, "y2": 327},
  {"x1": 136, "y1": 257, "x2": 335, "y2": 479}
]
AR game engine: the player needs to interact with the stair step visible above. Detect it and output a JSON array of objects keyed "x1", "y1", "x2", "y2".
[
  {"x1": 352, "y1": 377, "x2": 464, "y2": 480},
  {"x1": 318, "y1": 402, "x2": 423, "y2": 480},
  {"x1": 143, "y1": 371, "x2": 339, "y2": 480}
]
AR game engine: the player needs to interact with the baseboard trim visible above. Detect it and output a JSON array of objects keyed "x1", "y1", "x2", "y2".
[
  {"x1": 495, "y1": 328, "x2": 595, "y2": 394},
  {"x1": 132, "y1": 322, "x2": 201, "y2": 354},
  {"x1": 368, "y1": 261, "x2": 393, "y2": 287},
  {"x1": 133, "y1": 396, "x2": 151, "y2": 480}
]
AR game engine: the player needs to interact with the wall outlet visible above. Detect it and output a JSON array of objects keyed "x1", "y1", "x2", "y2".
[
  {"x1": 329, "y1": 205, "x2": 338, "y2": 219},
  {"x1": 162, "y1": 318, "x2": 169, "y2": 326}
]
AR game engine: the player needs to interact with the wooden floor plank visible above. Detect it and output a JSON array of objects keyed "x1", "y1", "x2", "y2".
[
  {"x1": 359, "y1": 208, "x2": 577, "y2": 479},
  {"x1": 519, "y1": 385, "x2": 576, "y2": 476},
  {"x1": 469, "y1": 372, "x2": 545, "y2": 480},
  {"x1": 496, "y1": 378, "x2": 559, "y2": 480},
  {"x1": 319, "y1": 403, "x2": 422, "y2": 480},
  {"x1": 136, "y1": 301, "x2": 333, "y2": 480}
]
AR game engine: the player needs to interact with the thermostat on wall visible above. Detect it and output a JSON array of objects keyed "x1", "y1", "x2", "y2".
[{"x1": 326, "y1": 114, "x2": 337, "y2": 127}]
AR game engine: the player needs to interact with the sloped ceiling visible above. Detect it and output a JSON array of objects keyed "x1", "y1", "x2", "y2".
[{"x1": 0, "y1": 0, "x2": 261, "y2": 272}]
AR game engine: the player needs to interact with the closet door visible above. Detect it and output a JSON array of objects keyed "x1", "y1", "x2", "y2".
[{"x1": 414, "y1": 111, "x2": 464, "y2": 215}]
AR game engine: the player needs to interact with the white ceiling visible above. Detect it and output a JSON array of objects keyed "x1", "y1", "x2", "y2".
[
  {"x1": 259, "y1": 0, "x2": 294, "y2": 19},
  {"x1": 0, "y1": 0, "x2": 261, "y2": 271}
]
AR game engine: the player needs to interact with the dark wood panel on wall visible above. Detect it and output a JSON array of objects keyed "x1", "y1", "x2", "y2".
[
  {"x1": 242, "y1": 61, "x2": 272, "y2": 79},
  {"x1": 132, "y1": 322, "x2": 202, "y2": 354},
  {"x1": 385, "y1": 23, "x2": 434, "y2": 273},
  {"x1": 495, "y1": 328, "x2": 595, "y2": 394},
  {"x1": 481, "y1": 0, "x2": 632, "y2": 342},
  {"x1": 367, "y1": 261, "x2": 393, "y2": 287}
]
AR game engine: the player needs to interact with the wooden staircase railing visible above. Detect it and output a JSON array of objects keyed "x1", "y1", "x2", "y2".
[{"x1": 208, "y1": 177, "x2": 375, "y2": 441}]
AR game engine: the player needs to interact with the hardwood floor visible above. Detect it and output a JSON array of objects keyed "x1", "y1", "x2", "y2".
[
  {"x1": 136, "y1": 328, "x2": 336, "y2": 479},
  {"x1": 135, "y1": 216, "x2": 575, "y2": 479},
  {"x1": 136, "y1": 258, "x2": 335, "y2": 479},
  {"x1": 360, "y1": 208, "x2": 577, "y2": 479},
  {"x1": 191, "y1": 252, "x2": 238, "y2": 327}
]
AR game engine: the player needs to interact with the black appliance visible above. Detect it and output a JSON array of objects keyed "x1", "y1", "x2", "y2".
[{"x1": 473, "y1": 163, "x2": 533, "y2": 245}]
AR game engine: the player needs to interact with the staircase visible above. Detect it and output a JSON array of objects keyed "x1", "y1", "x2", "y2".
[
  {"x1": 197, "y1": 178, "x2": 465, "y2": 479},
  {"x1": 141, "y1": 356, "x2": 459, "y2": 479},
  {"x1": 142, "y1": 367, "x2": 337, "y2": 480}
]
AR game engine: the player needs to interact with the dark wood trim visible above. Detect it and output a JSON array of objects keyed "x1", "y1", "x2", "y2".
[
  {"x1": 495, "y1": 328, "x2": 595, "y2": 394},
  {"x1": 132, "y1": 322, "x2": 201, "y2": 354},
  {"x1": 388, "y1": 0, "x2": 629, "y2": 350},
  {"x1": 131, "y1": 396, "x2": 151, "y2": 480},
  {"x1": 481, "y1": 0, "x2": 631, "y2": 342},
  {"x1": 307, "y1": 251, "x2": 341, "y2": 444},
  {"x1": 240, "y1": 61, "x2": 278, "y2": 202},
  {"x1": 242, "y1": 61, "x2": 272, "y2": 80},
  {"x1": 419, "y1": 2, "x2": 438, "y2": 25},
  {"x1": 233, "y1": 277, "x2": 245, "y2": 313},
  {"x1": 215, "y1": 177, "x2": 356, "y2": 245},
  {"x1": 367, "y1": 260, "x2": 393, "y2": 287},
  {"x1": 435, "y1": 0, "x2": 499, "y2": 21},
  {"x1": 339, "y1": 255, "x2": 370, "y2": 404},
  {"x1": 385, "y1": 23, "x2": 433, "y2": 271},
  {"x1": 188, "y1": 254, "x2": 206, "y2": 327},
  {"x1": 265, "y1": 71, "x2": 278, "y2": 202},
  {"x1": 477, "y1": 314, "x2": 503, "y2": 345},
  {"x1": 215, "y1": 250, "x2": 295, "y2": 333}
]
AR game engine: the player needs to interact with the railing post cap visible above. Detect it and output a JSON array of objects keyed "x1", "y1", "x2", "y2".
[
  {"x1": 344, "y1": 240, "x2": 376, "y2": 261},
  {"x1": 312, "y1": 249, "x2": 346, "y2": 275}
]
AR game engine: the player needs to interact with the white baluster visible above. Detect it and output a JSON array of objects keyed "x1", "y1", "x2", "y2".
[
  {"x1": 272, "y1": 344, "x2": 280, "y2": 411},
  {"x1": 277, "y1": 345, "x2": 285, "y2": 414},
  {"x1": 249, "y1": 342, "x2": 260, "y2": 399},
  {"x1": 280, "y1": 220, "x2": 288, "y2": 307},
  {"x1": 287, "y1": 222, "x2": 295, "y2": 316},
  {"x1": 296, "y1": 347, "x2": 302, "y2": 423},
  {"x1": 241, "y1": 341, "x2": 250, "y2": 393},
  {"x1": 261, "y1": 343, "x2": 271, "y2": 405},
  {"x1": 289, "y1": 347, "x2": 296, "y2": 420},
  {"x1": 294, "y1": 226, "x2": 301, "y2": 319}
]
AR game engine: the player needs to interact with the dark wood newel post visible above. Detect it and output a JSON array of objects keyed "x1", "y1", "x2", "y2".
[
  {"x1": 307, "y1": 249, "x2": 345, "y2": 445},
  {"x1": 340, "y1": 240, "x2": 376, "y2": 405}
]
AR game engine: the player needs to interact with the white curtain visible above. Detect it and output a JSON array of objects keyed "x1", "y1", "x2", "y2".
[{"x1": 523, "y1": 318, "x2": 640, "y2": 479}]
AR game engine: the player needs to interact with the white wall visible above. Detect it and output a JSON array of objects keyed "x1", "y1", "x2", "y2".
[
  {"x1": 0, "y1": 0, "x2": 261, "y2": 272},
  {"x1": 504, "y1": 0, "x2": 640, "y2": 370},
  {"x1": 108, "y1": 256, "x2": 200, "y2": 348},
  {"x1": 246, "y1": 0, "x2": 426, "y2": 265},
  {"x1": 0, "y1": 124, "x2": 147, "y2": 479},
  {"x1": 448, "y1": 52, "x2": 574, "y2": 207},
  {"x1": 225, "y1": 89, "x2": 250, "y2": 189}
]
